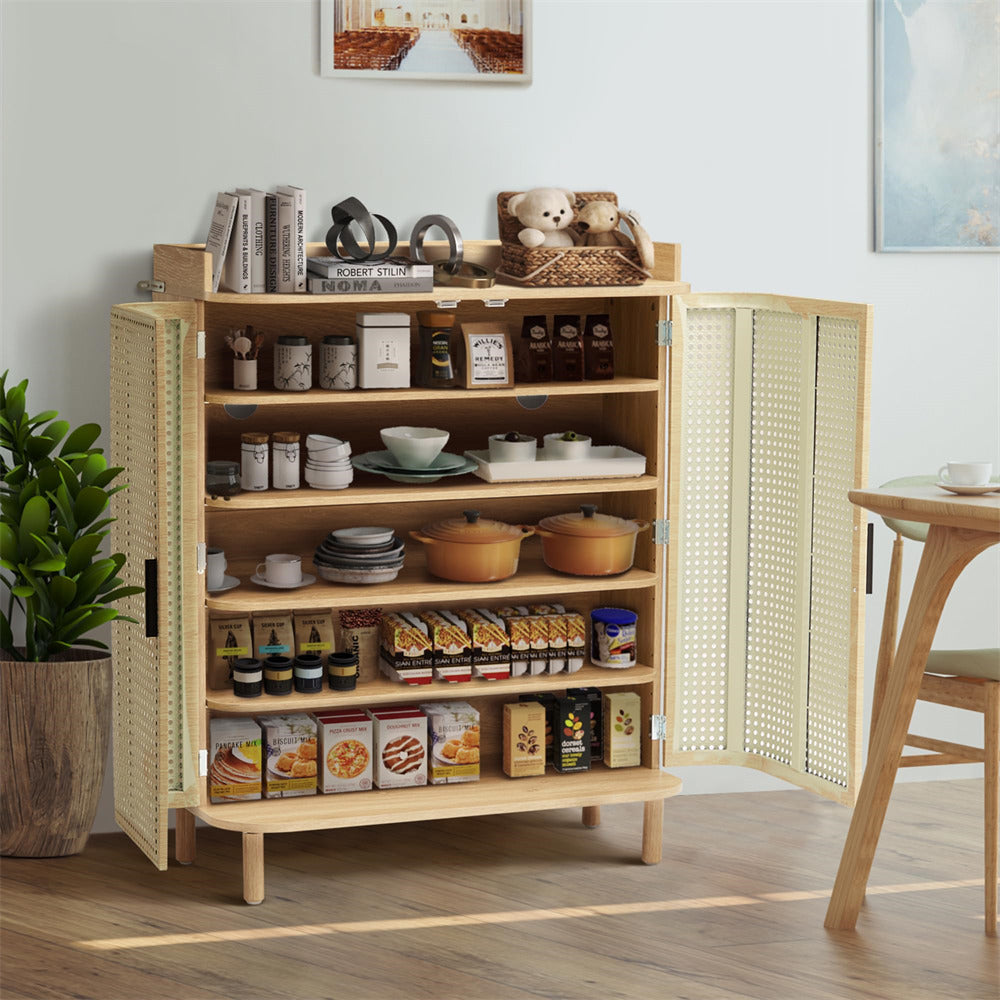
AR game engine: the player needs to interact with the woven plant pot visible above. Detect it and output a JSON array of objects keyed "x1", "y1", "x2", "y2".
[{"x1": 1, "y1": 650, "x2": 112, "y2": 857}]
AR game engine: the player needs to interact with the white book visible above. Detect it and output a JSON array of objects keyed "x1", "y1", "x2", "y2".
[
  {"x1": 275, "y1": 187, "x2": 296, "y2": 293},
  {"x1": 221, "y1": 190, "x2": 252, "y2": 293},
  {"x1": 204, "y1": 192, "x2": 238, "y2": 293},
  {"x1": 277, "y1": 185, "x2": 306, "y2": 292},
  {"x1": 237, "y1": 188, "x2": 267, "y2": 293}
]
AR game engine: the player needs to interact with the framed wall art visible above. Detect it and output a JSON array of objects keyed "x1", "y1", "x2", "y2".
[
  {"x1": 875, "y1": 0, "x2": 999, "y2": 251},
  {"x1": 320, "y1": 0, "x2": 531, "y2": 83}
]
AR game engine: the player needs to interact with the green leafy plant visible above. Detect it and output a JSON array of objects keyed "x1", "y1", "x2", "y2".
[{"x1": 0, "y1": 371, "x2": 143, "y2": 661}]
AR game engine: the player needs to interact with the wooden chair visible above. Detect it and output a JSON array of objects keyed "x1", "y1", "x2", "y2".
[{"x1": 872, "y1": 475, "x2": 1000, "y2": 933}]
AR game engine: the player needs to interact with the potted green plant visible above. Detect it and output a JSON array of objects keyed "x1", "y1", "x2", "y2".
[{"x1": 0, "y1": 371, "x2": 143, "y2": 857}]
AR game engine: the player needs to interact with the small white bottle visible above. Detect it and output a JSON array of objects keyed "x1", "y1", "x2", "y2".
[
  {"x1": 240, "y1": 432, "x2": 269, "y2": 491},
  {"x1": 272, "y1": 431, "x2": 300, "y2": 490}
]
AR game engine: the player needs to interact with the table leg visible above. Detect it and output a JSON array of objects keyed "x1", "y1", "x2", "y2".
[
  {"x1": 243, "y1": 832, "x2": 264, "y2": 905},
  {"x1": 641, "y1": 800, "x2": 663, "y2": 865},
  {"x1": 582, "y1": 806, "x2": 601, "y2": 828},
  {"x1": 175, "y1": 808, "x2": 196, "y2": 865},
  {"x1": 825, "y1": 525, "x2": 998, "y2": 930}
]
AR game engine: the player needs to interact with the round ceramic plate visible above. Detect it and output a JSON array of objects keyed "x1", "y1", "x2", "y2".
[
  {"x1": 364, "y1": 450, "x2": 468, "y2": 473},
  {"x1": 207, "y1": 574, "x2": 240, "y2": 593},
  {"x1": 331, "y1": 526, "x2": 395, "y2": 547},
  {"x1": 935, "y1": 482, "x2": 1000, "y2": 496},
  {"x1": 315, "y1": 564, "x2": 403, "y2": 584},
  {"x1": 352, "y1": 452, "x2": 477, "y2": 484},
  {"x1": 250, "y1": 573, "x2": 317, "y2": 589}
]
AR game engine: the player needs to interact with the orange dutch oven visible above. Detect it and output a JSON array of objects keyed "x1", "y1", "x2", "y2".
[
  {"x1": 535, "y1": 504, "x2": 650, "y2": 576},
  {"x1": 410, "y1": 509, "x2": 535, "y2": 582}
]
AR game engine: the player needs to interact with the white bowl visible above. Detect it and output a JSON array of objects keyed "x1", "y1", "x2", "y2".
[
  {"x1": 304, "y1": 467, "x2": 353, "y2": 488},
  {"x1": 379, "y1": 426, "x2": 449, "y2": 469},
  {"x1": 306, "y1": 435, "x2": 351, "y2": 460},
  {"x1": 543, "y1": 432, "x2": 591, "y2": 460},
  {"x1": 306, "y1": 458, "x2": 352, "y2": 470},
  {"x1": 488, "y1": 433, "x2": 538, "y2": 463}
]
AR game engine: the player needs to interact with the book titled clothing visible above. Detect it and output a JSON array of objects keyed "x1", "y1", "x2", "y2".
[
  {"x1": 306, "y1": 255, "x2": 433, "y2": 279},
  {"x1": 277, "y1": 185, "x2": 306, "y2": 292},
  {"x1": 237, "y1": 188, "x2": 267, "y2": 293},
  {"x1": 221, "y1": 190, "x2": 252, "y2": 293},
  {"x1": 204, "y1": 192, "x2": 238, "y2": 293}
]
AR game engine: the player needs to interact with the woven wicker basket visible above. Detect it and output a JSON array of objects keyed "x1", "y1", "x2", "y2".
[{"x1": 496, "y1": 191, "x2": 650, "y2": 288}]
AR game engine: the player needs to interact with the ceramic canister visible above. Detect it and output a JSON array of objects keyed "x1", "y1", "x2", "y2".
[
  {"x1": 232, "y1": 657, "x2": 263, "y2": 698},
  {"x1": 240, "y1": 432, "x2": 269, "y2": 491},
  {"x1": 294, "y1": 653, "x2": 325, "y2": 693},
  {"x1": 272, "y1": 431, "x2": 300, "y2": 490},
  {"x1": 274, "y1": 335, "x2": 312, "y2": 391},
  {"x1": 319, "y1": 335, "x2": 357, "y2": 390}
]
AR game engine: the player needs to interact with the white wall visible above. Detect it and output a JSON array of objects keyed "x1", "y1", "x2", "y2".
[{"x1": 2, "y1": 1, "x2": 998, "y2": 835}]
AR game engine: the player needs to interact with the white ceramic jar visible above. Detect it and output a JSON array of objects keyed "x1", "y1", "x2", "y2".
[
  {"x1": 271, "y1": 431, "x2": 300, "y2": 490},
  {"x1": 240, "y1": 432, "x2": 269, "y2": 491},
  {"x1": 319, "y1": 335, "x2": 357, "y2": 390},
  {"x1": 274, "y1": 336, "x2": 312, "y2": 391}
]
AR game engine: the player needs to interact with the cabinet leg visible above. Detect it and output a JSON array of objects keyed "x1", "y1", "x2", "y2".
[
  {"x1": 582, "y1": 805, "x2": 601, "y2": 828},
  {"x1": 243, "y1": 832, "x2": 265, "y2": 905},
  {"x1": 641, "y1": 800, "x2": 663, "y2": 865},
  {"x1": 175, "y1": 808, "x2": 196, "y2": 865}
]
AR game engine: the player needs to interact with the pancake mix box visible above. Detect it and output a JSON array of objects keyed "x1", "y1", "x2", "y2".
[
  {"x1": 368, "y1": 706, "x2": 428, "y2": 788},
  {"x1": 315, "y1": 710, "x2": 373, "y2": 793},
  {"x1": 419, "y1": 701, "x2": 480, "y2": 784},
  {"x1": 258, "y1": 714, "x2": 318, "y2": 798},
  {"x1": 209, "y1": 717, "x2": 262, "y2": 803}
]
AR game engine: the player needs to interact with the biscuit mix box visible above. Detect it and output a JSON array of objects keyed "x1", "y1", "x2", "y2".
[
  {"x1": 368, "y1": 705, "x2": 428, "y2": 788},
  {"x1": 258, "y1": 713, "x2": 318, "y2": 798},
  {"x1": 314, "y1": 710, "x2": 373, "y2": 793},
  {"x1": 603, "y1": 691, "x2": 642, "y2": 768},
  {"x1": 503, "y1": 701, "x2": 546, "y2": 777},
  {"x1": 420, "y1": 700, "x2": 480, "y2": 784},
  {"x1": 209, "y1": 717, "x2": 262, "y2": 803}
]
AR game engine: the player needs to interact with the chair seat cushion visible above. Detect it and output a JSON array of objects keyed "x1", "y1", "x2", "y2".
[{"x1": 925, "y1": 648, "x2": 1000, "y2": 682}]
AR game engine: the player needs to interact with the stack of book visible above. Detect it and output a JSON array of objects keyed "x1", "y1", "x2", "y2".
[{"x1": 204, "y1": 186, "x2": 307, "y2": 294}]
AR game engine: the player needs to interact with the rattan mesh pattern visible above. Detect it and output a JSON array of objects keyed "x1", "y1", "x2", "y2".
[{"x1": 676, "y1": 308, "x2": 736, "y2": 751}]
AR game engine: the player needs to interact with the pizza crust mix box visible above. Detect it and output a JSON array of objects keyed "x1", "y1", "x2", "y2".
[
  {"x1": 315, "y1": 710, "x2": 373, "y2": 793},
  {"x1": 420, "y1": 701, "x2": 480, "y2": 784},
  {"x1": 258, "y1": 713, "x2": 318, "y2": 798},
  {"x1": 368, "y1": 705, "x2": 428, "y2": 788},
  {"x1": 503, "y1": 701, "x2": 546, "y2": 777},
  {"x1": 209, "y1": 717, "x2": 262, "y2": 803},
  {"x1": 603, "y1": 691, "x2": 642, "y2": 768}
]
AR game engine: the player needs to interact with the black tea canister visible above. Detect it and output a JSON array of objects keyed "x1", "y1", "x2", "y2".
[
  {"x1": 327, "y1": 650, "x2": 359, "y2": 691},
  {"x1": 232, "y1": 657, "x2": 263, "y2": 698},
  {"x1": 294, "y1": 653, "x2": 325, "y2": 693},
  {"x1": 264, "y1": 655, "x2": 294, "y2": 695}
]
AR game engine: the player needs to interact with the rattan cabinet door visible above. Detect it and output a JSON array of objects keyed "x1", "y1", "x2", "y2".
[
  {"x1": 110, "y1": 302, "x2": 201, "y2": 868},
  {"x1": 665, "y1": 293, "x2": 871, "y2": 806}
]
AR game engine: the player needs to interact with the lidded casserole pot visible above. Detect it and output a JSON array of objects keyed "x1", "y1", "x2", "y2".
[
  {"x1": 534, "y1": 504, "x2": 650, "y2": 576},
  {"x1": 410, "y1": 510, "x2": 535, "y2": 583}
]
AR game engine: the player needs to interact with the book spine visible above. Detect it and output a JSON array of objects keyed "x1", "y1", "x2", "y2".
[
  {"x1": 239, "y1": 189, "x2": 267, "y2": 293},
  {"x1": 275, "y1": 189, "x2": 295, "y2": 293},
  {"x1": 308, "y1": 275, "x2": 435, "y2": 295},
  {"x1": 290, "y1": 187, "x2": 306, "y2": 292},
  {"x1": 265, "y1": 193, "x2": 278, "y2": 293},
  {"x1": 204, "y1": 192, "x2": 238, "y2": 293},
  {"x1": 306, "y1": 260, "x2": 434, "y2": 279},
  {"x1": 222, "y1": 192, "x2": 252, "y2": 293}
]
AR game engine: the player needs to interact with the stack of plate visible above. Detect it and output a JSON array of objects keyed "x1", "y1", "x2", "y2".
[
  {"x1": 305, "y1": 434, "x2": 354, "y2": 490},
  {"x1": 313, "y1": 526, "x2": 405, "y2": 584},
  {"x1": 351, "y1": 450, "x2": 478, "y2": 484}
]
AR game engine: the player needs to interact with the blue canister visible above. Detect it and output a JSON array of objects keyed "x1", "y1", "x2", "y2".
[{"x1": 590, "y1": 607, "x2": 638, "y2": 668}]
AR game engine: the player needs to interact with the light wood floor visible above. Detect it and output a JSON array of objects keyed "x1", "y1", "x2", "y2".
[{"x1": 1, "y1": 779, "x2": 997, "y2": 1000}]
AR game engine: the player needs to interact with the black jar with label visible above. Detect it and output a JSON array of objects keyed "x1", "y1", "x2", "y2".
[
  {"x1": 293, "y1": 653, "x2": 324, "y2": 694},
  {"x1": 327, "y1": 650, "x2": 359, "y2": 691},
  {"x1": 415, "y1": 310, "x2": 458, "y2": 388},
  {"x1": 232, "y1": 657, "x2": 263, "y2": 698},
  {"x1": 263, "y1": 655, "x2": 294, "y2": 695}
]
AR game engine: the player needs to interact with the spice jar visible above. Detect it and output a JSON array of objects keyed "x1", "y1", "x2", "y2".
[
  {"x1": 327, "y1": 650, "x2": 359, "y2": 691},
  {"x1": 271, "y1": 431, "x2": 300, "y2": 490},
  {"x1": 274, "y1": 335, "x2": 312, "y2": 391},
  {"x1": 206, "y1": 460, "x2": 241, "y2": 498},
  {"x1": 319, "y1": 335, "x2": 357, "y2": 390},
  {"x1": 232, "y1": 658, "x2": 263, "y2": 698},
  {"x1": 293, "y1": 653, "x2": 324, "y2": 694},
  {"x1": 415, "y1": 310, "x2": 458, "y2": 388},
  {"x1": 263, "y1": 655, "x2": 294, "y2": 695},
  {"x1": 240, "y1": 432, "x2": 269, "y2": 491}
]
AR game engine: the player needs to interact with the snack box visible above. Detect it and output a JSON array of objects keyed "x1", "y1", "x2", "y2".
[
  {"x1": 209, "y1": 717, "x2": 262, "y2": 803},
  {"x1": 493, "y1": 606, "x2": 531, "y2": 677},
  {"x1": 603, "y1": 691, "x2": 642, "y2": 768},
  {"x1": 368, "y1": 705, "x2": 428, "y2": 788},
  {"x1": 314, "y1": 710, "x2": 373, "y2": 793},
  {"x1": 520, "y1": 692, "x2": 558, "y2": 765},
  {"x1": 419, "y1": 701, "x2": 480, "y2": 784},
  {"x1": 379, "y1": 612, "x2": 434, "y2": 685},
  {"x1": 564, "y1": 610, "x2": 586, "y2": 673},
  {"x1": 258, "y1": 714, "x2": 318, "y2": 798},
  {"x1": 552, "y1": 695, "x2": 592, "y2": 773},
  {"x1": 503, "y1": 701, "x2": 546, "y2": 777},
  {"x1": 419, "y1": 611, "x2": 473, "y2": 683},
  {"x1": 452, "y1": 609, "x2": 510, "y2": 681},
  {"x1": 566, "y1": 685, "x2": 603, "y2": 760}
]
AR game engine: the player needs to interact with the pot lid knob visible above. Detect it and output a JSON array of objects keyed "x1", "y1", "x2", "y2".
[
  {"x1": 463, "y1": 509, "x2": 481, "y2": 524},
  {"x1": 580, "y1": 504, "x2": 598, "y2": 518}
]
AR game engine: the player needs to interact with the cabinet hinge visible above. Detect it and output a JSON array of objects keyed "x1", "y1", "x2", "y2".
[
  {"x1": 484, "y1": 298, "x2": 509, "y2": 308},
  {"x1": 656, "y1": 319, "x2": 672, "y2": 346},
  {"x1": 650, "y1": 714, "x2": 667, "y2": 741},
  {"x1": 653, "y1": 519, "x2": 669, "y2": 544},
  {"x1": 199, "y1": 749, "x2": 208, "y2": 777},
  {"x1": 196, "y1": 330, "x2": 206, "y2": 359},
  {"x1": 433, "y1": 299, "x2": 459, "y2": 309},
  {"x1": 196, "y1": 541, "x2": 206, "y2": 574},
  {"x1": 137, "y1": 279, "x2": 166, "y2": 294}
]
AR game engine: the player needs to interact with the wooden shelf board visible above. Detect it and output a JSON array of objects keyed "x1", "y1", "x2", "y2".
[
  {"x1": 189, "y1": 765, "x2": 682, "y2": 834},
  {"x1": 205, "y1": 377, "x2": 660, "y2": 407},
  {"x1": 206, "y1": 475, "x2": 659, "y2": 511},
  {"x1": 205, "y1": 559, "x2": 658, "y2": 612},
  {"x1": 206, "y1": 663, "x2": 656, "y2": 714}
]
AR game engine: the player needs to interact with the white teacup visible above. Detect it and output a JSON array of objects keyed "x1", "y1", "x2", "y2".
[
  {"x1": 255, "y1": 553, "x2": 302, "y2": 586},
  {"x1": 939, "y1": 461, "x2": 992, "y2": 487},
  {"x1": 206, "y1": 547, "x2": 227, "y2": 590}
]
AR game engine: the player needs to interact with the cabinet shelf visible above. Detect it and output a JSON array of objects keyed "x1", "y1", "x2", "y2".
[
  {"x1": 206, "y1": 663, "x2": 655, "y2": 714},
  {"x1": 205, "y1": 558, "x2": 659, "y2": 613},
  {"x1": 190, "y1": 764, "x2": 682, "y2": 835}
]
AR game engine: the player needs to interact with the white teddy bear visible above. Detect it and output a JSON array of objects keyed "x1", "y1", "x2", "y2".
[{"x1": 507, "y1": 188, "x2": 579, "y2": 248}]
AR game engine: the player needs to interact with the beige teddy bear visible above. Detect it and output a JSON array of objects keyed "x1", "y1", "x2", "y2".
[
  {"x1": 508, "y1": 188, "x2": 579, "y2": 248},
  {"x1": 575, "y1": 200, "x2": 632, "y2": 248}
]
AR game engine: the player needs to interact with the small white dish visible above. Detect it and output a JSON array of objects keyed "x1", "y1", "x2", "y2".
[
  {"x1": 488, "y1": 433, "x2": 538, "y2": 463},
  {"x1": 306, "y1": 435, "x2": 351, "y2": 460},
  {"x1": 207, "y1": 574, "x2": 240, "y2": 593},
  {"x1": 332, "y1": 526, "x2": 395, "y2": 547},
  {"x1": 250, "y1": 572, "x2": 317, "y2": 589},
  {"x1": 935, "y1": 482, "x2": 1000, "y2": 496},
  {"x1": 543, "y1": 432, "x2": 591, "y2": 460}
]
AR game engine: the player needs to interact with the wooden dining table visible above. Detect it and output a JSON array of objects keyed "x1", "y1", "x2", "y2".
[{"x1": 825, "y1": 484, "x2": 1000, "y2": 930}]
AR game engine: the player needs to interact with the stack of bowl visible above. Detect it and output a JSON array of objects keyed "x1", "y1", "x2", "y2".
[
  {"x1": 305, "y1": 434, "x2": 353, "y2": 490},
  {"x1": 313, "y1": 526, "x2": 405, "y2": 584}
]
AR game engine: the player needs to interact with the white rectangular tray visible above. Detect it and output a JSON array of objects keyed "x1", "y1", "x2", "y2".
[{"x1": 464, "y1": 446, "x2": 646, "y2": 483}]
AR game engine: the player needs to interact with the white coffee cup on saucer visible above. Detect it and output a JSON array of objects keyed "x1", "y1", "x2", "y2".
[
  {"x1": 938, "y1": 461, "x2": 992, "y2": 487},
  {"x1": 256, "y1": 553, "x2": 302, "y2": 586},
  {"x1": 206, "y1": 547, "x2": 227, "y2": 590}
]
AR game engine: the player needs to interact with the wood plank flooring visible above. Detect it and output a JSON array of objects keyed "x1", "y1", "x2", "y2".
[{"x1": 1, "y1": 779, "x2": 997, "y2": 1000}]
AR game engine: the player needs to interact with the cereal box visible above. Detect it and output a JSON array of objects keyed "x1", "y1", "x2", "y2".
[
  {"x1": 209, "y1": 717, "x2": 262, "y2": 803},
  {"x1": 503, "y1": 701, "x2": 545, "y2": 777},
  {"x1": 420, "y1": 701, "x2": 480, "y2": 784},
  {"x1": 315, "y1": 710, "x2": 373, "y2": 793},
  {"x1": 567, "y1": 686, "x2": 603, "y2": 760},
  {"x1": 368, "y1": 706, "x2": 428, "y2": 788},
  {"x1": 603, "y1": 691, "x2": 642, "y2": 768},
  {"x1": 258, "y1": 714, "x2": 318, "y2": 798},
  {"x1": 553, "y1": 696, "x2": 592, "y2": 773}
]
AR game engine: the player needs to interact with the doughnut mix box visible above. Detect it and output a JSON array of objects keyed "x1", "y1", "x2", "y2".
[
  {"x1": 419, "y1": 701, "x2": 480, "y2": 784},
  {"x1": 368, "y1": 705, "x2": 428, "y2": 788},
  {"x1": 314, "y1": 709, "x2": 373, "y2": 793},
  {"x1": 258, "y1": 713, "x2": 318, "y2": 798}
]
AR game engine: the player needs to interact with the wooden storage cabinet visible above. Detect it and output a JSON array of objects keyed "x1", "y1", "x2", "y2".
[{"x1": 110, "y1": 240, "x2": 870, "y2": 904}]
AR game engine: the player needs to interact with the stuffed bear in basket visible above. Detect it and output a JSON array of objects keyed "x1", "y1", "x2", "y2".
[{"x1": 496, "y1": 188, "x2": 654, "y2": 287}]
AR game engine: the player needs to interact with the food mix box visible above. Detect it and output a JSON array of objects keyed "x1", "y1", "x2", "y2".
[
  {"x1": 453, "y1": 609, "x2": 511, "y2": 681},
  {"x1": 419, "y1": 701, "x2": 480, "y2": 784},
  {"x1": 379, "y1": 612, "x2": 434, "y2": 685},
  {"x1": 314, "y1": 710, "x2": 373, "y2": 793},
  {"x1": 418, "y1": 611, "x2": 473, "y2": 683},
  {"x1": 567, "y1": 686, "x2": 603, "y2": 760},
  {"x1": 494, "y1": 606, "x2": 531, "y2": 677},
  {"x1": 603, "y1": 691, "x2": 642, "y2": 768},
  {"x1": 368, "y1": 705, "x2": 428, "y2": 788},
  {"x1": 520, "y1": 692, "x2": 558, "y2": 765},
  {"x1": 209, "y1": 717, "x2": 262, "y2": 803},
  {"x1": 258, "y1": 713, "x2": 318, "y2": 798},
  {"x1": 552, "y1": 695, "x2": 592, "y2": 773},
  {"x1": 503, "y1": 701, "x2": 546, "y2": 777}
]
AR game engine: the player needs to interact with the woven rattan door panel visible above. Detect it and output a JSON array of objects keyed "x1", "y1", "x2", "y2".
[
  {"x1": 110, "y1": 303, "x2": 200, "y2": 868},
  {"x1": 666, "y1": 294, "x2": 870, "y2": 805}
]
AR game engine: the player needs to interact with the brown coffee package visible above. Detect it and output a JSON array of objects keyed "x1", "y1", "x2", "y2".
[
  {"x1": 339, "y1": 608, "x2": 382, "y2": 683},
  {"x1": 293, "y1": 610, "x2": 336, "y2": 657},
  {"x1": 252, "y1": 611, "x2": 295, "y2": 660},
  {"x1": 208, "y1": 615, "x2": 252, "y2": 690},
  {"x1": 583, "y1": 314, "x2": 614, "y2": 380},
  {"x1": 552, "y1": 315, "x2": 584, "y2": 381},
  {"x1": 515, "y1": 315, "x2": 552, "y2": 383}
]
